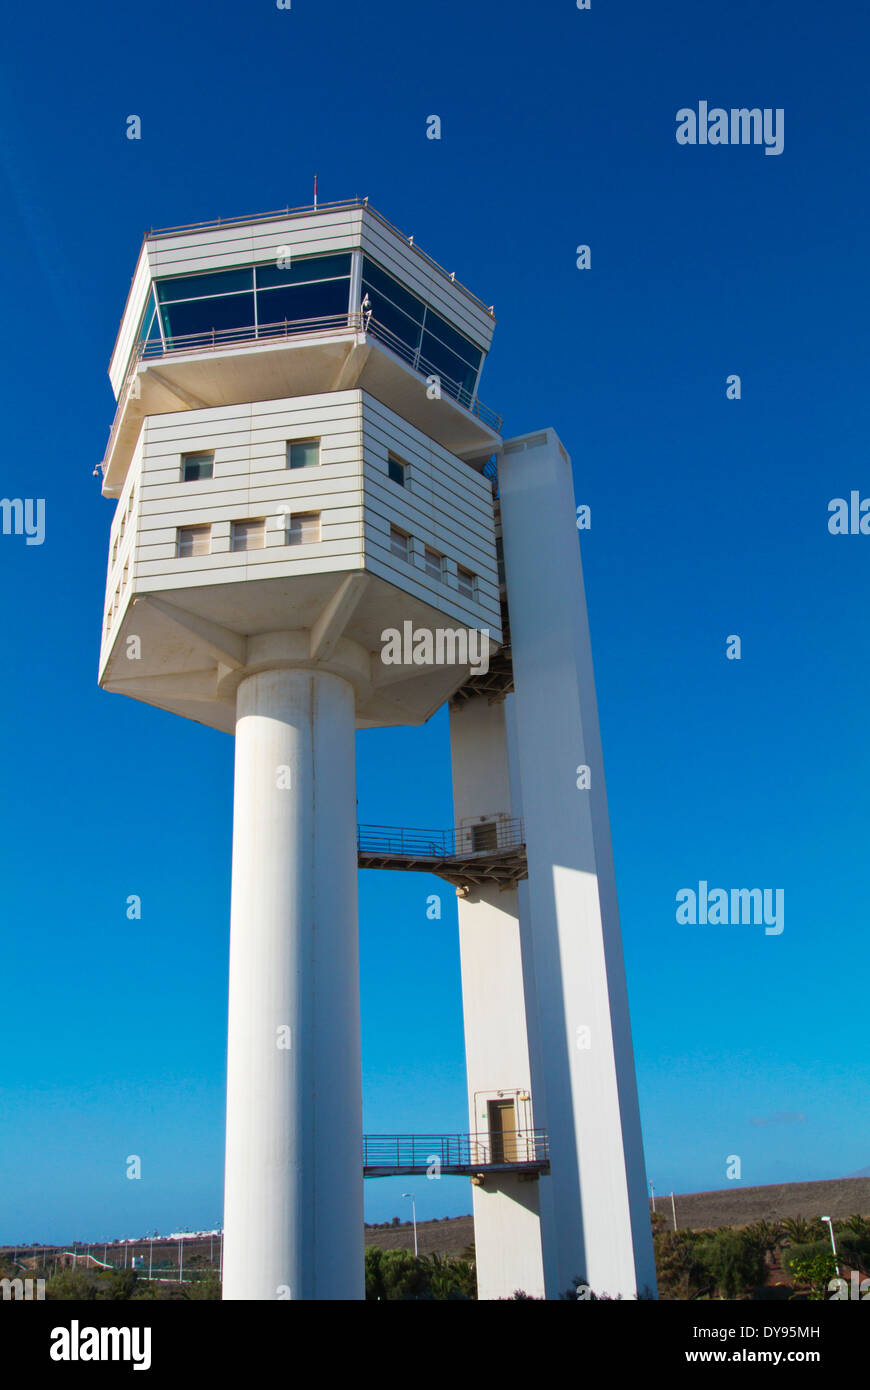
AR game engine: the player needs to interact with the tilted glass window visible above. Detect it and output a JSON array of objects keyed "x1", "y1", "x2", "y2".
[
  {"x1": 153, "y1": 255, "x2": 352, "y2": 352},
  {"x1": 161, "y1": 292, "x2": 256, "y2": 346},
  {"x1": 288, "y1": 439, "x2": 320, "y2": 469},
  {"x1": 157, "y1": 269, "x2": 254, "y2": 302},
  {"x1": 387, "y1": 455, "x2": 406, "y2": 487},
  {"x1": 419, "y1": 330, "x2": 479, "y2": 402},
  {"x1": 181, "y1": 451, "x2": 214, "y2": 482},
  {"x1": 135, "y1": 288, "x2": 163, "y2": 351},
  {"x1": 360, "y1": 256, "x2": 484, "y2": 407},
  {"x1": 256, "y1": 255, "x2": 351, "y2": 289},
  {"x1": 257, "y1": 277, "x2": 349, "y2": 330}
]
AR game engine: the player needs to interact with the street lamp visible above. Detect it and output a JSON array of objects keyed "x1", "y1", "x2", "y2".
[
  {"x1": 401, "y1": 1194, "x2": 418, "y2": 1256},
  {"x1": 821, "y1": 1217, "x2": 840, "y2": 1276}
]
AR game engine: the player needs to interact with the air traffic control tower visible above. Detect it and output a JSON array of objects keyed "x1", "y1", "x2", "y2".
[{"x1": 97, "y1": 199, "x2": 656, "y2": 1301}]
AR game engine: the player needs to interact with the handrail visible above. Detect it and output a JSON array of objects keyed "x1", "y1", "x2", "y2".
[
  {"x1": 145, "y1": 198, "x2": 496, "y2": 319},
  {"x1": 363, "y1": 1130, "x2": 549, "y2": 1170},
  {"x1": 101, "y1": 311, "x2": 502, "y2": 472},
  {"x1": 358, "y1": 819, "x2": 525, "y2": 860}
]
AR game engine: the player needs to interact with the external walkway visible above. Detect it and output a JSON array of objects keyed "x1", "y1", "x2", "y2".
[
  {"x1": 357, "y1": 818, "x2": 527, "y2": 891},
  {"x1": 363, "y1": 1131, "x2": 549, "y2": 1179}
]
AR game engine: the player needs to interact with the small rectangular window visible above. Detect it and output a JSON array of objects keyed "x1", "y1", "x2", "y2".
[
  {"x1": 472, "y1": 821, "x2": 498, "y2": 853},
  {"x1": 231, "y1": 519, "x2": 266, "y2": 552},
  {"x1": 181, "y1": 451, "x2": 214, "y2": 482},
  {"x1": 457, "y1": 565, "x2": 476, "y2": 599},
  {"x1": 287, "y1": 439, "x2": 320, "y2": 469},
  {"x1": 390, "y1": 525, "x2": 410, "y2": 562},
  {"x1": 286, "y1": 511, "x2": 321, "y2": 545},
  {"x1": 388, "y1": 455, "x2": 406, "y2": 487},
  {"x1": 424, "y1": 547, "x2": 444, "y2": 581},
  {"x1": 177, "y1": 525, "x2": 211, "y2": 558}
]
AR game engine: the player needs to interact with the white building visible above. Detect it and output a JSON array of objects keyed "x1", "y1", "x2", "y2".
[{"x1": 98, "y1": 199, "x2": 655, "y2": 1301}]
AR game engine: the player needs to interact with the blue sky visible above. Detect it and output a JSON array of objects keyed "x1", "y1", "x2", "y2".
[{"x1": 0, "y1": 0, "x2": 868, "y2": 1243}]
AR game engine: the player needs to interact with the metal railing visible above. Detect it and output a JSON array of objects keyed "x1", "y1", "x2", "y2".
[
  {"x1": 146, "y1": 197, "x2": 497, "y2": 319},
  {"x1": 362, "y1": 316, "x2": 502, "y2": 431},
  {"x1": 358, "y1": 818, "x2": 524, "y2": 861},
  {"x1": 101, "y1": 309, "x2": 502, "y2": 472},
  {"x1": 140, "y1": 310, "x2": 360, "y2": 359},
  {"x1": 363, "y1": 1131, "x2": 549, "y2": 1172}
]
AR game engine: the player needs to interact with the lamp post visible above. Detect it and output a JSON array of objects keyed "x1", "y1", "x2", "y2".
[
  {"x1": 401, "y1": 1194, "x2": 418, "y2": 1256},
  {"x1": 821, "y1": 1216, "x2": 840, "y2": 1276}
]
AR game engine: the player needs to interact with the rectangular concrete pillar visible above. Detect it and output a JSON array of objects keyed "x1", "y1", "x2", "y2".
[
  {"x1": 449, "y1": 695, "x2": 546, "y2": 1300},
  {"x1": 498, "y1": 429, "x2": 657, "y2": 1300}
]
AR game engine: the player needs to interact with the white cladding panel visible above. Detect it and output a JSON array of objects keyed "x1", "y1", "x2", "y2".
[
  {"x1": 108, "y1": 205, "x2": 495, "y2": 396},
  {"x1": 361, "y1": 396, "x2": 500, "y2": 632},
  {"x1": 108, "y1": 389, "x2": 498, "y2": 637},
  {"x1": 449, "y1": 697, "x2": 545, "y2": 1301},
  {"x1": 499, "y1": 427, "x2": 657, "y2": 1300},
  {"x1": 101, "y1": 433, "x2": 143, "y2": 662},
  {"x1": 132, "y1": 391, "x2": 364, "y2": 592}
]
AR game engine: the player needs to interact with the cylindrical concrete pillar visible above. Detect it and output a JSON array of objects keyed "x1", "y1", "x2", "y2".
[{"x1": 222, "y1": 667, "x2": 363, "y2": 1300}]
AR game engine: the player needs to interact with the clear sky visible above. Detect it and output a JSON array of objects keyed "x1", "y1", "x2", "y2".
[{"x1": 0, "y1": 0, "x2": 868, "y2": 1244}]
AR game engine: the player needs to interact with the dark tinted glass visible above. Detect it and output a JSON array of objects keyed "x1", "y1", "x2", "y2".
[
  {"x1": 362, "y1": 258, "x2": 424, "y2": 323},
  {"x1": 288, "y1": 440, "x2": 319, "y2": 469},
  {"x1": 388, "y1": 457, "x2": 405, "y2": 486},
  {"x1": 145, "y1": 307, "x2": 163, "y2": 346},
  {"x1": 256, "y1": 254, "x2": 351, "y2": 289},
  {"x1": 136, "y1": 289, "x2": 158, "y2": 344},
  {"x1": 160, "y1": 293, "x2": 256, "y2": 343},
  {"x1": 423, "y1": 308, "x2": 483, "y2": 370},
  {"x1": 256, "y1": 278, "x2": 349, "y2": 328},
  {"x1": 364, "y1": 290, "x2": 423, "y2": 357},
  {"x1": 156, "y1": 268, "x2": 254, "y2": 302},
  {"x1": 182, "y1": 452, "x2": 214, "y2": 481},
  {"x1": 420, "y1": 331, "x2": 478, "y2": 396}
]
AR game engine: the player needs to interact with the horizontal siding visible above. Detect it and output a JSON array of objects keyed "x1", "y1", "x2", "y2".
[
  {"x1": 134, "y1": 393, "x2": 365, "y2": 591},
  {"x1": 119, "y1": 388, "x2": 497, "y2": 634},
  {"x1": 109, "y1": 207, "x2": 494, "y2": 393},
  {"x1": 108, "y1": 248, "x2": 154, "y2": 397},
  {"x1": 145, "y1": 209, "x2": 364, "y2": 278},
  {"x1": 359, "y1": 395, "x2": 498, "y2": 612},
  {"x1": 364, "y1": 551, "x2": 500, "y2": 635},
  {"x1": 360, "y1": 219, "x2": 494, "y2": 352}
]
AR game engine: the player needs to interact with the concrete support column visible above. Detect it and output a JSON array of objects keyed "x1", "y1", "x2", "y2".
[
  {"x1": 499, "y1": 429, "x2": 657, "y2": 1300},
  {"x1": 222, "y1": 666, "x2": 363, "y2": 1300},
  {"x1": 449, "y1": 695, "x2": 545, "y2": 1300}
]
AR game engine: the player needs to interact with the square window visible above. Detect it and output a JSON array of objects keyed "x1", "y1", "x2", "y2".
[
  {"x1": 287, "y1": 439, "x2": 320, "y2": 469},
  {"x1": 231, "y1": 519, "x2": 266, "y2": 552},
  {"x1": 457, "y1": 565, "x2": 476, "y2": 599},
  {"x1": 286, "y1": 512, "x2": 321, "y2": 545},
  {"x1": 424, "y1": 547, "x2": 444, "y2": 581},
  {"x1": 388, "y1": 455, "x2": 407, "y2": 487},
  {"x1": 390, "y1": 525, "x2": 410, "y2": 562},
  {"x1": 177, "y1": 525, "x2": 211, "y2": 558},
  {"x1": 181, "y1": 451, "x2": 214, "y2": 482}
]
